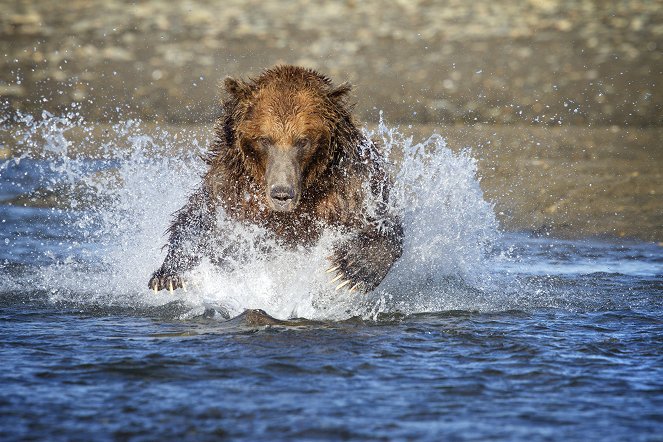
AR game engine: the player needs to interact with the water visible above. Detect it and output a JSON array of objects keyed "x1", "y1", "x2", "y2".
[{"x1": 1, "y1": 114, "x2": 661, "y2": 441}]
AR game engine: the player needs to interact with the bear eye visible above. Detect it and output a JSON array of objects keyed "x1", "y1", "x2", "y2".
[
  {"x1": 294, "y1": 138, "x2": 310, "y2": 150},
  {"x1": 256, "y1": 137, "x2": 272, "y2": 149}
]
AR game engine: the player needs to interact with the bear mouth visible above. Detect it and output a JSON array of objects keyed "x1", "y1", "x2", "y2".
[
  {"x1": 266, "y1": 185, "x2": 300, "y2": 212},
  {"x1": 268, "y1": 198, "x2": 298, "y2": 212}
]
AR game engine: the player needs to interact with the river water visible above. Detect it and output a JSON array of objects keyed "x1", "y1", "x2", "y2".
[{"x1": 0, "y1": 114, "x2": 661, "y2": 441}]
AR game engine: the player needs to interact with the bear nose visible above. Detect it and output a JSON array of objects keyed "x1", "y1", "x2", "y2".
[{"x1": 270, "y1": 185, "x2": 295, "y2": 202}]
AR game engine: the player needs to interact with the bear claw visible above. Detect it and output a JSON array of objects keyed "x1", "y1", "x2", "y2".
[
  {"x1": 326, "y1": 255, "x2": 365, "y2": 293},
  {"x1": 349, "y1": 283, "x2": 362, "y2": 293},
  {"x1": 148, "y1": 271, "x2": 184, "y2": 293},
  {"x1": 330, "y1": 273, "x2": 344, "y2": 283},
  {"x1": 326, "y1": 260, "x2": 367, "y2": 293},
  {"x1": 335, "y1": 280, "x2": 352, "y2": 290}
]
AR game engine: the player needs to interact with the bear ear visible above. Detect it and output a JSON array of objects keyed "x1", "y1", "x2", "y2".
[
  {"x1": 224, "y1": 77, "x2": 252, "y2": 99},
  {"x1": 328, "y1": 82, "x2": 353, "y2": 101}
]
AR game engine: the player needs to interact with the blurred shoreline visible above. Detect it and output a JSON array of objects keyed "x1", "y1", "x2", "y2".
[{"x1": 2, "y1": 122, "x2": 661, "y2": 243}]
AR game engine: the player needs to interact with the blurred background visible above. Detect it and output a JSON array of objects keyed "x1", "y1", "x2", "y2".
[{"x1": 1, "y1": 0, "x2": 661, "y2": 240}]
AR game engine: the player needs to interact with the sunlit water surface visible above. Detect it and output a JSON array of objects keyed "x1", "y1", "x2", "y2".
[{"x1": 0, "y1": 114, "x2": 661, "y2": 441}]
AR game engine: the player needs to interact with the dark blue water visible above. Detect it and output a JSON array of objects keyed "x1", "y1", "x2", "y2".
[
  {"x1": 1, "y1": 299, "x2": 661, "y2": 441},
  {"x1": 1, "y1": 124, "x2": 662, "y2": 441}
]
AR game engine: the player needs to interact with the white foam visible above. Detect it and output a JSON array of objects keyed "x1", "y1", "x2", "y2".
[{"x1": 2, "y1": 113, "x2": 503, "y2": 320}]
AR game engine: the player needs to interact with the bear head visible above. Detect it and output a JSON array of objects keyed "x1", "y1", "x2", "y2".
[{"x1": 221, "y1": 65, "x2": 356, "y2": 213}]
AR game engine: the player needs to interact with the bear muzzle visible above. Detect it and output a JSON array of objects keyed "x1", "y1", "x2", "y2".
[
  {"x1": 268, "y1": 184, "x2": 299, "y2": 212},
  {"x1": 264, "y1": 147, "x2": 302, "y2": 212}
]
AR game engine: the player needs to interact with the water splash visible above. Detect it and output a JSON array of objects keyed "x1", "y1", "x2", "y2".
[{"x1": 1, "y1": 112, "x2": 506, "y2": 320}]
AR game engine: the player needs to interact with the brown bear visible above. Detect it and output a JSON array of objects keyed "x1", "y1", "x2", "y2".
[{"x1": 149, "y1": 65, "x2": 403, "y2": 294}]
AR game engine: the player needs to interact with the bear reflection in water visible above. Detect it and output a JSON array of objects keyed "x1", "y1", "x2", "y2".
[{"x1": 149, "y1": 65, "x2": 403, "y2": 294}]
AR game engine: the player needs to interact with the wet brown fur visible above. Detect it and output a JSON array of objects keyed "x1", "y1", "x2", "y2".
[
  {"x1": 206, "y1": 65, "x2": 367, "y2": 241},
  {"x1": 149, "y1": 65, "x2": 402, "y2": 293}
]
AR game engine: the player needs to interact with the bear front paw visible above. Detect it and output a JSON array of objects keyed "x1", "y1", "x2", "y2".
[
  {"x1": 326, "y1": 250, "x2": 377, "y2": 294},
  {"x1": 148, "y1": 270, "x2": 186, "y2": 293},
  {"x1": 325, "y1": 248, "x2": 376, "y2": 295},
  {"x1": 327, "y1": 232, "x2": 401, "y2": 294}
]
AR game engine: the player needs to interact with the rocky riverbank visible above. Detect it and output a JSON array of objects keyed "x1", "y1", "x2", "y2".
[{"x1": 1, "y1": 0, "x2": 661, "y2": 125}]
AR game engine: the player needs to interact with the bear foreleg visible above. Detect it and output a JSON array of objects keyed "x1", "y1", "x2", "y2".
[{"x1": 149, "y1": 188, "x2": 215, "y2": 293}]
